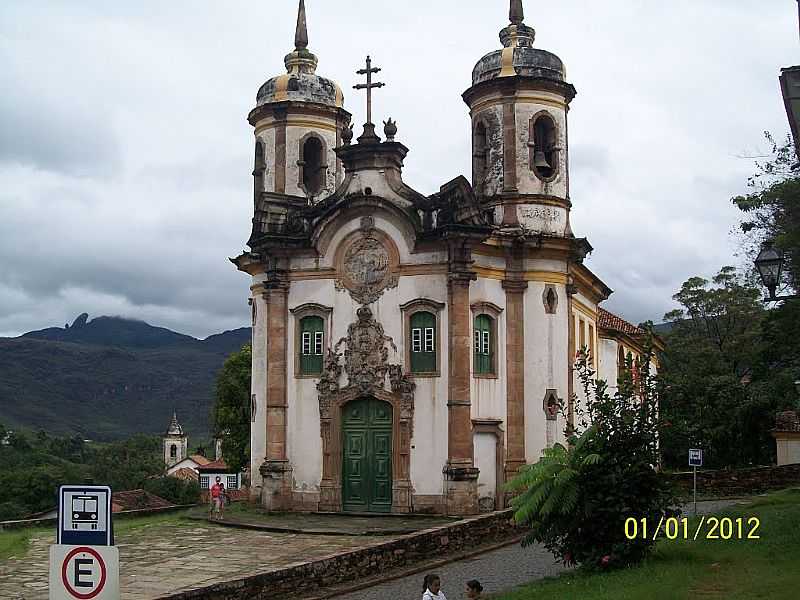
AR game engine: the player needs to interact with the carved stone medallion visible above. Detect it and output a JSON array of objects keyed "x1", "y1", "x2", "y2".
[{"x1": 336, "y1": 217, "x2": 399, "y2": 304}]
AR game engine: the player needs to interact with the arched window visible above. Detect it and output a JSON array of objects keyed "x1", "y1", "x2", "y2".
[
  {"x1": 299, "y1": 315, "x2": 324, "y2": 375},
  {"x1": 409, "y1": 311, "x2": 436, "y2": 374},
  {"x1": 529, "y1": 113, "x2": 559, "y2": 180},
  {"x1": 300, "y1": 136, "x2": 326, "y2": 197},
  {"x1": 253, "y1": 141, "x2": 265, "y2": 201},
  {"x1": 473, "y1": 314, "x2": 495, "y2": 375},
  {"x1": 170, "y1": 444, "x2": 177, "y2": 459},
  {"x1": 473, "y1": 121, "x2": 488, "y2": 192}
]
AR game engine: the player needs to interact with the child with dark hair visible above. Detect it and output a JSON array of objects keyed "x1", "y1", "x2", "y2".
[
  {"x1": 422, "y1": 573, "x2": 446, "y2": 599},
  {"x1": 466, "y1": 580, "x2": 483, "y2": 599}
]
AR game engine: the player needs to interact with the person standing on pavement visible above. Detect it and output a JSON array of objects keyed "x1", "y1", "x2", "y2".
[
  {"x1": 209, "y1": 476, "x2": 222, "y2": 519},
  {"x1": 465, "y1": 580, "x2": 483, "y2": 599},
  {"x1": 218, "y1": 481, "x2": 226, "y2": 520},
  {"x1": 422, "y1": 573, "x2": 446, "y2": 600}
]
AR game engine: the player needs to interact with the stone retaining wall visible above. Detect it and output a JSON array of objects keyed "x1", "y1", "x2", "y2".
[
  {"x1": 669, "y1": 464, "x2": 800, "y2": 497},
  {"x1": 156, "y1": 509, "x2": 520, "y2": 600}
]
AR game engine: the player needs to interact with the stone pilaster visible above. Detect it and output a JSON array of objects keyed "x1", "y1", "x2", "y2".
[
  {"x1": 503, "y1": 246, "x2": 527, "y2": 480},
  {"x1": 261, "y1": 274, "x2": 292, "y2": 511},
  {"x1": 445, "y1": 242, "x2": 479, "y2": 515}
]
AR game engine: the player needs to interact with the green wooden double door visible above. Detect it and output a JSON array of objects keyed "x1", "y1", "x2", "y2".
[{"x1": 342, "y1": 397, "x2": 393, "y2": 513}]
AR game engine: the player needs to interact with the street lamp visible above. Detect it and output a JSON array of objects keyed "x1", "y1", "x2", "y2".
[{"x1": 755, "y1": 241, "x2": 799, "y2": 301}]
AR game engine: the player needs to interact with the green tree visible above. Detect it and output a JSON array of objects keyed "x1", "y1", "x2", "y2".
[
  {"x1": 507, "y1": 343, "x2": 677, "y2": 570},
  {"x1": 89, "y1": 435, "x2": 164, "y2": 491},
  {"x1": 212, "y1": 345, "x2": 252, "y2": 472},
  {"x1": 659, "y1": 267, "x2": 796, "y2": 467},
  {"x1": 733, "y1": 132, "x2": 799, "y2": 292}
]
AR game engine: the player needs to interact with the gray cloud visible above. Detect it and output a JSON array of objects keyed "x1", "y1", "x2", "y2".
[{"x1": 0, "y1": 0, "x2": 796, "y2": 338}]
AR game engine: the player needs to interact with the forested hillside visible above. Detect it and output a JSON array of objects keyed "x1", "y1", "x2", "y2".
[{"x1": 0, "y1": 315, "x2": 250, "y2": 440}]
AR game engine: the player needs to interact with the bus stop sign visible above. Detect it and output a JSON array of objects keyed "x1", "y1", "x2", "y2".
[{"x1": 58, "y1": 486, "x2": 113, "y2": 547}]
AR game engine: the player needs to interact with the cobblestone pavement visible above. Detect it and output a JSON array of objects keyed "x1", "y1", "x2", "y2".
[
  {"x1": 330, "y1": 542, "x2": 566, "y2": 600},
  {"x1": 0, "y1": 519, "x2": 390, "y2": 600}
]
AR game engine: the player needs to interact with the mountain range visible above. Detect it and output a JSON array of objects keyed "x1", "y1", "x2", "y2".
[{"x1": 0, "y1": 314, "x2": 251, "y2": 441}]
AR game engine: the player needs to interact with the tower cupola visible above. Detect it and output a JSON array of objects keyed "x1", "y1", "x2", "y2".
[
  {"x1": 249, "y1": 0, "x2": 351, "y2": 206},
  {"x1": 163, "y1": 412, "x2": 188, "y2": 468},
  {"x1": 463, "y1": 0, "x2": 576, "y2": 237}
]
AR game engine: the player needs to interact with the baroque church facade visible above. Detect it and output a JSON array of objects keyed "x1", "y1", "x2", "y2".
[{"x1": 233, "y1": 0, "x2": 655, "y2": 515}]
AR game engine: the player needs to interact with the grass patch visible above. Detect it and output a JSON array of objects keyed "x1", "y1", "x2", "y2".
[
  {"x1": 495, "y1": 488, "x2": 800, "y2": 600},
  {"x1": 0, "y1": 511, "x2": 192, "y2": 562},
  {"x1": 0, "y1": 527, "x2": 49, "y2": 561}
]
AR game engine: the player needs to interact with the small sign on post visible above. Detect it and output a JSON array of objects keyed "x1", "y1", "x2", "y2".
[
  {"x1": 57, "y1": 486, "x2": 113, "y2": 547},
  {"x1": 689, "y1": 449, "x2": 703, "y2": 515},
  {"x1": 49, "y1": 545, "x2": 119, "y2": 600},
  {"x1": 51, "y1": 485, "x2": 119, "y2": 600}
]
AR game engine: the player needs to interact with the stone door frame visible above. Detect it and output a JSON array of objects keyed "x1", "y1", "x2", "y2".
[
  {"x1": 319, "y1": 387, "x2": 413, "y2": 513},
  {"x1": 472, "y1": 418, "x2": 506, "y2": 510}
]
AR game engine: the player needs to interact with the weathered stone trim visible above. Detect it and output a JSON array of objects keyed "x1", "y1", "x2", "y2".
[
  {"x1": 261, "y1": 280, "x2": 292, "y2": 510},
  {"x1": 318, "y1": 387, "x2": 414, "y2": 514},
  {"x1": 503, "y1": 245, "x2": 527, "y2": 480},
  {"x1": 502, "y1": 101, "x2": 518, "y2": 192},
  {"x1": 274, "y1": 109, "x2": 287, "y2": 194},
  {"x1": 472, "y1": 418, "x2": 506, "y2": 511}
]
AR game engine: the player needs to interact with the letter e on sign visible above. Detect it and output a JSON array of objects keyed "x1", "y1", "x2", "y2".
[{"x1": 49, "y1": 545, "x2": 119, "y2": 600}]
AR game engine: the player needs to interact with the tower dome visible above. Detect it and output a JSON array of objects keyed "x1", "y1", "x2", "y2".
[
  {"x1": 248, "y1": 0, "x2": 351, "y2": 205},
  {"x1": 471, "y1": 0, "x2": 566, "y2": 85},
  {"x1": 256, "y1": 0, "x2": 343, "y2": 108}
]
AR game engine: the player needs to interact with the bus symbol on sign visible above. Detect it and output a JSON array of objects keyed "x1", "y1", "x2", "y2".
[
  {"x1": 58, "y1": 486, "x2": 112, "y2": 547},
  {"x1": 71, "y1": 496, "x2": 99, "y2": 530}
]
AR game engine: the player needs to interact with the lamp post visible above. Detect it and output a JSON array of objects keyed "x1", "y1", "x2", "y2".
[{"x1": 754, "y1": 241, "x2": 799, "y2": 302}]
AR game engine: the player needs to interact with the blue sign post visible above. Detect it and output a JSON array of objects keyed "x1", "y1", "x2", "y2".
[{"x1": 57, "y1": 486, "x2": 113, "y2": 547}]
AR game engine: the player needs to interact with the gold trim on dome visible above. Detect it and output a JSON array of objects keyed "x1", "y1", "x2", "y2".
[
  {"x1": 273, "y1": 75, "x2": 290, "y2": 102},
  {"x1": 499, "y1": 46, "x2": 516, "y2": 78}
]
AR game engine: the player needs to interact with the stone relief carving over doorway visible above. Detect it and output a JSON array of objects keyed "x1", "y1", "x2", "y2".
[{"x1": 315, "y1": 306, "x2": 415, "y2": 513}]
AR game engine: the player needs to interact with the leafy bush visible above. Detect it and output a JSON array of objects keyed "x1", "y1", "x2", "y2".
[{"x1": 507, "y1": 342, "x2": 678, "y2": 570}]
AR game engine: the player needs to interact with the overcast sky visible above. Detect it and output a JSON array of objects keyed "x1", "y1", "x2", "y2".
[{"x1": 0, "y1": 0, "x2": 796, "y2": 339}]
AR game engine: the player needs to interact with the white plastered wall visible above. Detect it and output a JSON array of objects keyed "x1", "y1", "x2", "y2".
[
  {"x1": 525, "y1": 281, "x2": 569, "y2": 460},
  {"x1": 250, "y1": 292, "x2": 268, "y2": 494}
]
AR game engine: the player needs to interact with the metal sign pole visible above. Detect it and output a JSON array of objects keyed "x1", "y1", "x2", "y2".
[{"x1": 693, "y1": 465, "x2": 697, "y2": 515}]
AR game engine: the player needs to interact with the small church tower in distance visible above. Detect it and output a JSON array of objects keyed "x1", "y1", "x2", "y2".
[
  {"x1": 463, "y1": 0, "x2": 575, "y2": 235},
  {"x1": 163, "y1": 412, "x2": 187, "y2": 468},
  {"x1": 249, "y1": 0, "x2": 351, "y2": 225}
]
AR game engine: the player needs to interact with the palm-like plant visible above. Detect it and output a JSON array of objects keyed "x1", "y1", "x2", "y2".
[{"x1": 508, "y1": 427, "x2": 600, "y2": 539}]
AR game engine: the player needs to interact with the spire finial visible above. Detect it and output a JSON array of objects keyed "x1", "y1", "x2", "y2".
[
  {"x1": 510, "y1": 0, "x2": 524, "y2": 25},
  {"x1": 295, "y1": 0, "x2": 309, "y2": 50}
]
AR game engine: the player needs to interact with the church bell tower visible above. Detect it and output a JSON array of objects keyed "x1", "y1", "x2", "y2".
[
  {"x1": 463, "y1": 0, "x2": 576, "y2": 237},
  {"x1": 250, "y1": 0, "x2": 351, "y2": 218}
]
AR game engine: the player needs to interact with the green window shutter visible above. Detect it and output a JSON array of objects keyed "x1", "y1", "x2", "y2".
[
  {"x1": 474, "y1": 314, "x2": 494, "y2": 375},
  {"x1": 410, "y1": 311, "x2": 436, "y2": 373},
  {"x1": 300, "y1": 316, "x2": 324, "y2": 374}
]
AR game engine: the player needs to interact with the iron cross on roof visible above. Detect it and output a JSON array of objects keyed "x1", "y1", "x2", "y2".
[{"x1": 353, "y1": 55, "x2": 385, "y2": 125}]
